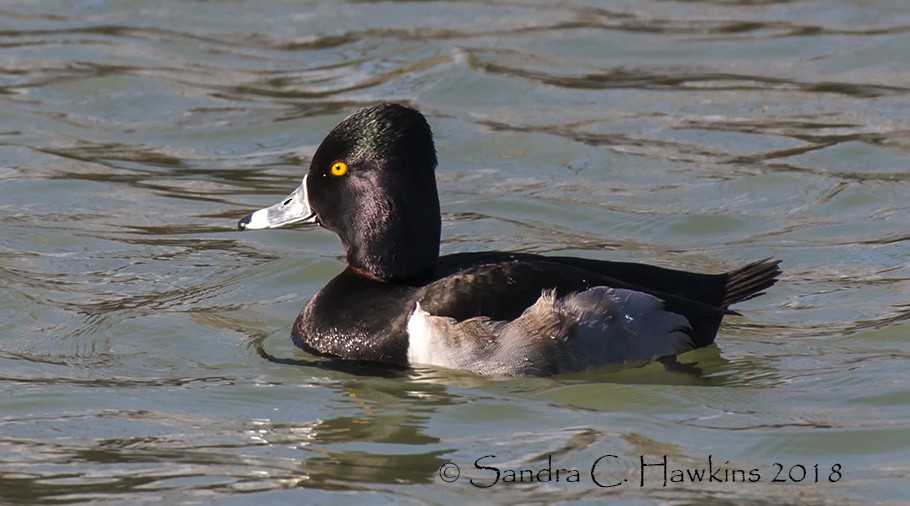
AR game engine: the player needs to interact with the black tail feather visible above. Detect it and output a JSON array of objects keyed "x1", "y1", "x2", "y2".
[{"x1": 722, "y1": 258, "x2": 782, "y2": 307}]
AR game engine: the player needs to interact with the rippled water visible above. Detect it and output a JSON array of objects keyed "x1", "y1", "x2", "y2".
[{"x1": 2, "y1": 0, "x2": 909, "y2": 504}]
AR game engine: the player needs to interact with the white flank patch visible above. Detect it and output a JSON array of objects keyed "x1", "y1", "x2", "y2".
[{"x1": 406, "y1": 303, "x2": 454, "y2": 368}]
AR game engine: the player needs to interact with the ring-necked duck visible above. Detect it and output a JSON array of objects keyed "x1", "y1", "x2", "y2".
[{"x1": 239, "y1": 103, "x2": 781, "y2": 376}]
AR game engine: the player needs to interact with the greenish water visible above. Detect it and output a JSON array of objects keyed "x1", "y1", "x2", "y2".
[{"x1": 2, "y1": 0, "x2": 909, "y2": 504}]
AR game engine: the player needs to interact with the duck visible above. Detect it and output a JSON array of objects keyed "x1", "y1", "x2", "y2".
[{"x1": 238, "y1": 103, "x2": 781, "y2": 377}]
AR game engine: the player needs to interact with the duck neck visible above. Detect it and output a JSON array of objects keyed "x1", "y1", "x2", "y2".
[{"x1": 342, "y1": 186, "x2": 441, "y2": 284}]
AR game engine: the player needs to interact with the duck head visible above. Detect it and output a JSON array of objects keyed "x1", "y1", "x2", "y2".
[{"x1": 239, "y1": 103, "x2": 441, "y2": 284}]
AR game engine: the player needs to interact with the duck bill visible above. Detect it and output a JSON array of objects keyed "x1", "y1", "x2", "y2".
[{"x1": 238, "y1": 175, "x2": 317, "y2": 230}]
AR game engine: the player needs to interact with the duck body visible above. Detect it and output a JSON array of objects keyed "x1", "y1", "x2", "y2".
[{"x1": 239, "y1": 103, "x2": 781, "y2": 377}]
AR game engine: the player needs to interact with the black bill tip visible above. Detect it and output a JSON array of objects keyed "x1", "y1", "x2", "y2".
[{"x1": 238, "y1": 214, "x2": 252, "y2": 231}]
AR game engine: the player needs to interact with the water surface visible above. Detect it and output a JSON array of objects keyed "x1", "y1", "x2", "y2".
[{"x1": 2, "y1": 0, "x2": 910, "y2": 504}]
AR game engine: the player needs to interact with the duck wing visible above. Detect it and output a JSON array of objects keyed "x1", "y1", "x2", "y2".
[
  {"x1": 436, "y1": 252, "x2": 781, "y2": 308},
  {"x1": 426, "y1": 254, "x2": 780, "y2": 348}
]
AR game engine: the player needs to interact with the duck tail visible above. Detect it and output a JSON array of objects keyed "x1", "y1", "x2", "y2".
[{"x1": 722, "y1": 258, "x2": 782, "y2": 308}]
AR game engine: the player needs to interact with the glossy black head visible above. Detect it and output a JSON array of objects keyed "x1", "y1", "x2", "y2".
[{"x1": 305, "y1": 103, "x2": 441, "y2": 283}]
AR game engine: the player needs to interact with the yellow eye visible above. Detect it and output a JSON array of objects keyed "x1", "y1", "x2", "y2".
[{"x1": 330, "y1": 161, "x2": 348, "y2": 177}]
